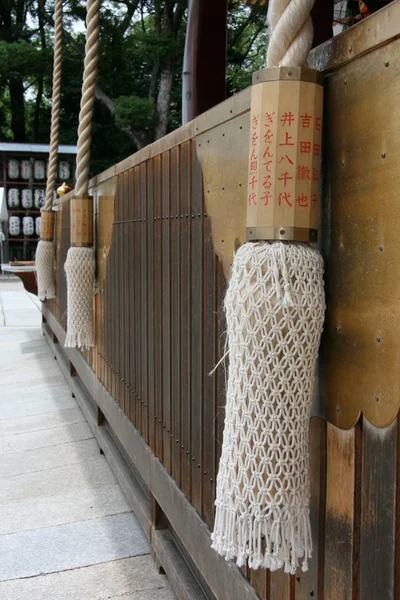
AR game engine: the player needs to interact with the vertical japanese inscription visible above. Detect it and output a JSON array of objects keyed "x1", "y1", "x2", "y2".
[{"x1": 246, "y1": 77, "x2": 323, "y2": 239}]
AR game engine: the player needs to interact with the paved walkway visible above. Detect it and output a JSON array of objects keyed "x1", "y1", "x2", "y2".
[{"x1": 0, "y1": 278, "x2": 175, "y2": 600}]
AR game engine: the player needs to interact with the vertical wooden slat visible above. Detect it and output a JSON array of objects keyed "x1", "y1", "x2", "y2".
[
  {"x1": 270, "y1": 570, "x2": 290, "y2": 600},
  {"x1": 117, "y1": 175, "x2": 123, "y2": 408},
  {"x1": 154, "y1": 154, "x2": 163, "y2": 460},
  {"x1": 128, "y1": 167, "x2": 136, "y2": 425},
  {"x1": 352, "y1": 421, "x2": 362, "y2": 600},
  {"x1": 202, "y1": 212, "x2": 216, "y2": 528},
  {"x1": 191, "y1": 140, "x2": 203, "y2": 513},
  {"x1": 162, "y1": 151, "x2": 171, "y2": 473},
  {"x1": 123, "y1": 170, "x2": 130, "y2": 416},
  {"x1": 180, "y1": 141, "x2": 191, "y2": 499},
  {"x1": 171, "y1": 145, "x2": 181, "y2": 485},
  {"x1": 113, "y1": 179, "x2": 119, "y2": 404},
  {"x1": 134, "y1": 165, "x2": 142, "y2": 434},
  {"x1": 250, "y1": 570, "x2": 268, "y2": 600},
  {"x1": 147, "y1": 158, "x2": 155, "y2": 453},
  {"x1": 215, "y1": 259, "x2": 226, "y2": 479},
  {"x1": 324, "y1": 424, "x2": 355, "y2": 600},
  {"x1": 297, "y1": 417, "x2": 327, "y2": 600},
  {"x1": 140, "y1": 162, "x2": 148, "y2": 443},
  {"x1": 360, "y1": 418, "x2": 396, "y2": 600}
]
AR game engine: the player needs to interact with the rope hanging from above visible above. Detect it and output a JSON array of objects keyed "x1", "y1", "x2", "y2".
[
  {"x1": 64, "y1": 0, "x2": 100, "y2": 349},
  {"x1": 35, "y1": 0, "x2": 63, "y2": 301},
  {"x1": 212, "y1": 0, "x2": 326, "y2": 574}
]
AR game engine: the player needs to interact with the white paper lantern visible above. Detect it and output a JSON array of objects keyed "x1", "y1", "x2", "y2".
[
  {"x1": 7, "y1": 159, "x2": 19, "y2": 180},
  {"x1": 22, "y1": 216, "x2": 34, "y2": 236},
  {"x1": 8, "y1": 188, "x2": 20, "y2": 208},
  {"x1": 21, "y1": 189, "x2": 33, "y2": 209},
  {"x1": 34, "y1": 160, "x2": 45, "y2": 180},
  {"x1": 35, "y1": 217, "x2": 41, "y2": 237},
  {"x1": 9, "y1": 216, "x2": 20, "y2": 236},
  {"x1": 34, "y1": 188, "x2": 45, "y2": 209},
  {"x1": 21, "y1": 159, "x2": 32, "y2": 180},
  {"x1": 59, "y1": 160, "x2": 71, "y2": 181}
]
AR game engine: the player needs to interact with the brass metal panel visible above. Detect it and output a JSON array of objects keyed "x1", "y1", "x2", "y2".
[
  {"x1": 320, "y1": 38, "x2": 400, "y2": 429},
  {"x1": 114, "y1": 120, "x2": 195, "y2": 176},
  {"x1": 96, "y1": 195, "x2": 114, "y2": 291},
  {"x1": 307, "y1": 0, "x2": 400, "y2": 72},
  {"x1": 195, "y1": 86, "x2": 251, "y2": 136},
  {"x1": 196, "y1": 113, "x2": 248, "y2": 278}
]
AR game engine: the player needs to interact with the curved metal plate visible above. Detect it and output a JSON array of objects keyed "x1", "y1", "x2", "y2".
[{"x1": 319, "y1": 38, "x2": 400, "y2": 429}]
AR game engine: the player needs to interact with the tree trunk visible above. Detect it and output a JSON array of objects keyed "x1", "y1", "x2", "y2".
[
  {"x1": 33, "y1": 78, "x2": 44, "y2": 142},
  {"x1": 9, "y1": 77, "x2": 26, "y2": 142},
  {"x1": 155, "y1": 62, "x2": 173, "y2": 140}
]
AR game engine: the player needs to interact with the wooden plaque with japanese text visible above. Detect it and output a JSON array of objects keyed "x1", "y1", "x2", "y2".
[
  {"x1": 246, "y1": 67, "x2": 323, "y2": 242},
  {"x1": 71, "y1": 196, "x2": 93, "y2": 247}
]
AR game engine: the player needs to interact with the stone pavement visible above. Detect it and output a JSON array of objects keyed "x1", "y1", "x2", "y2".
[{"x1": 0, "y1": 278, "x2": 175, "y2": 600}]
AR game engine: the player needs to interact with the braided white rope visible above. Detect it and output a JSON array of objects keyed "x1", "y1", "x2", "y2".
[
  {"x1": 44, "y1": 0, "x2": 63, "y2": 211},
  {"x1": 212, "y1": 0, "x2": 325, "y2": 574},
  {"x1": 267, "y1": 0, "x2": 315, "y2": 67},
  {"x1": 36, "y1": 0, "x2": 63, "y2": 300},
  {"x1": 75, "y1": 0, "x2": 100, "y2": 197},
  {"x1": 64, "y1": 0, "x2": 99, "y2": 349}
]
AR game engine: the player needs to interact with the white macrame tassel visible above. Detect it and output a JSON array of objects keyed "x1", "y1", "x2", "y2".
[
  {"x1": 211, "y1": 242, "x2": 325, "y2": 573},
  {"x1": 64, "y1": 247, "x2": 95, "y2": 349},
  {"x1": 36, "y1": 240, "x2": 56, "y2": 300}
]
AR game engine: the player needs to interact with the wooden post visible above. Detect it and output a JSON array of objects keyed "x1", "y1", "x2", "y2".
[{"x1": 246, "y1": 67, "x2": 324, "y2": 243}]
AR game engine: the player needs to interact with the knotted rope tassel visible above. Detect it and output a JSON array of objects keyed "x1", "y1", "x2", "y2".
[
  {"x1": 64, "y1": 0, "x2": 100, "y2": 349},
  {"x1": 36, "y1": 0, "x2": 63, "y2": 300},
  {"x1": 212, "y1": 0, "x2": 325, "y2": 574}
]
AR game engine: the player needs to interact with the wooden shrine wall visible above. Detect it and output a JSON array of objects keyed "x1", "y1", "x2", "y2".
[{"x1": 45, "y1": 4, "x2": 400, "y2": 599}]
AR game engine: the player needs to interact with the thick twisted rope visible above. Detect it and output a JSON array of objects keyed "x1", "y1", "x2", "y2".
[
  {"x1": 75, "y1": 0, "x2": 100, "y2": 197},
  {"x1": 44, "y1": 0, "x2": 63, "y2": 210},
  {"x1": 267, "y1": 0, "x2": 315, "y2": 67}
]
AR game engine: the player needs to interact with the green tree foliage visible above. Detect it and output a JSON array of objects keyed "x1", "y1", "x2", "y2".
[{"x1": 0, "y1": 0, "x2": 268, "y2": 174}]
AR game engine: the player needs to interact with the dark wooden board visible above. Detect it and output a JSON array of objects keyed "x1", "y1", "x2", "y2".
[
  {"x1": 140, "y1": 162, "x2": 148, "y2": 443},
  {"x1": 297, "y1": 418, "x2": 327, "y2": 600},
  {"x1": 123, "y1": 170, "x2": 130, "y2": 415},
  {"x1": 270, "y1": 569, "x2": 290, "y2": 600},
  {"x1": 171, "y1": 145, "x2": 181, "y2": 485},
  {"x1": 180, "y1": 141, "x2": 192, "y2": 500},
  {"x1": 190, "y1": 139, "x2": 203, "y2": 514},
  {"x1": 117, "y1": 174, "x2": 124, "y2": 408},
  {"x1": 153, "y1": 153, "x2": 163, "y2": 460},
  {"x1": 202, "y1": 212, "x2": 216, "y2": 529},
  {"x1": 324, "y1": 425, "x2": 355, "y2": 600},
  {"x1": 128, "y1": 167, "x2": 136, "y2": 425},
  {"x1": 147, "y1": 159, "x2": 155, "y2": 453},
  {"x1": 162, "y1": 151, "x2": 172, "y2": 473},
  {"x1": 134, "y1": 165, "x2": 142, "y2": 434},
  {"x1": 360, "y1": 418, "x2": 397, "y2": 600}
]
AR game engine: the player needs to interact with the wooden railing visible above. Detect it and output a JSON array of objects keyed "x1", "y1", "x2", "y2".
[{"x1": 44, "y1": 4, "x2": 400, "y2": 599}]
